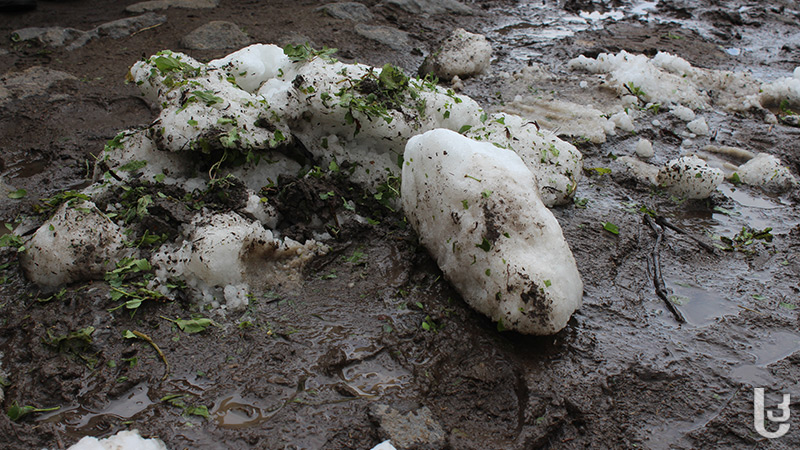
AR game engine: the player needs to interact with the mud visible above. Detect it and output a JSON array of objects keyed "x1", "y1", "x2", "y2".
[{"x1": 1, "y1": 1, "x2": 800, "y2": 449}]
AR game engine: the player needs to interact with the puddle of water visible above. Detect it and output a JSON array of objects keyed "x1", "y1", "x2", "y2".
[
  {"x1": 339, "y1": 352, "x2": 412, "y2": 398},
  {"x1": 731, "y1": 330, "x2": 800, "y2": 385},
  {"x1": 37, "y1": 382, "x2": 154, "y2": 434},
  {"x1": 2, "y1": 159, "x2": 47, "y2": 180},
  {"x1": 667, "y1": 281, "x2": 739, "y2": 326},
  {"x1": 751, "y1": 331, "x2": 800, "y2": 366},
  {"x1": 718, "y1": 184, "x2": 785, "y2": 210},
  {"x1": 212, "y1": 393, "x2": 284, "y2": 429},
  {"x1": 487, "y1": 0, "x2": 665, "y2": 66}
]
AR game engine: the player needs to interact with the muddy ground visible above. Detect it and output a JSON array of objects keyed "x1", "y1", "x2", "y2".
[{"x1": 1, "y1": 1, "x2": 800, "y2": 449}]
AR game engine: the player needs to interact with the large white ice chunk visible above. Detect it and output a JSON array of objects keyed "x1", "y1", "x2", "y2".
[
  {"x1": 656, "y1": 156, "x2": 723, "y2": 199},
  {"x1": 20, "y1": 201, "x2": 134, "y2": 288},
  {"x1": 67, "y1": 429, "x2": 168, "y2": 450},
  {"x1": 401, "y1": 129, "x2": 583, "y2": 335},
  {"x1": 737, "y1": 153, "x2": 798, "y2": 191},
  {"x1": 208, "y1": 43, "x2": 292, "y2": 93},
  {"x1": 419, "y1": 28, "x2": 492, "y2": 80}
]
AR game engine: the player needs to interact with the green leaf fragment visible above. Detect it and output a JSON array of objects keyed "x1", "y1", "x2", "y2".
[
  {"x1": 186, "y1": 405, "x2": 210, "y2": 419},
  {"x1": 118, "y1": 160, "x2": 147, "y2": 172},
  {"x1": 7, "y1": 403, "x2": 60, "y2": 421},
  {"x1": 602, "y1": 222, "x2": 620, "y2": 235},
  {"x1": 173, "y1": 318, "x2": 214, "y2": 334},
  {"x1": 192, "y1": 90, "x2": 223, "y2": 106},
  {"x1": 8, "y1": 189, "x2": 26, "y2": 199},
  {"x1": 122, "y1": 330, "x2": 137, "y2": 339}
]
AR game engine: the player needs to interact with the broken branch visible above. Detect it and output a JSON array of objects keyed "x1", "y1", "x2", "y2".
[{"x1": 644, "y1": 215, "x2": 686, "y2": 323}]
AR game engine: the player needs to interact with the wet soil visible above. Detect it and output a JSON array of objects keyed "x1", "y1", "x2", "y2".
[{"x1": 1, "y1": 1, "x2": 800, "y2": 449}]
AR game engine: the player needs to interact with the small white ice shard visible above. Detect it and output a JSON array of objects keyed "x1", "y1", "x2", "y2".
[{"x1": 401, "y1": 129, "x2": 583, "y2": 335}]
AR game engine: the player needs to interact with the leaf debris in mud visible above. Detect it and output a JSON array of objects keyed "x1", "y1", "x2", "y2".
[
  {"x1": 123, "y1": 329, "x2": 170, "y2": 380},
  {"x1": 7, "y1": 402, "x2": 60, "y2": 422},
  {"x1": 160, "y1": 315, "x2": 216, "y2": 333}
]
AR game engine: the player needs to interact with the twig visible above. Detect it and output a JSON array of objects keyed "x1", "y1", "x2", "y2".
[
  {"x1": 644, "y1": 215, "x2": 686, "y2": 323},
  {"x1": 130, "y1": 22, "x2": 163, "y2": 37},
  {"x1": 131, "y1": 330, "x2": 170, "y2": 380},
  {"x1": 655, "y1": 216, "x2": 716, "y2": 254},
  {"x1": 49, "y1": 424, "x2": 64, "y2": 450}
]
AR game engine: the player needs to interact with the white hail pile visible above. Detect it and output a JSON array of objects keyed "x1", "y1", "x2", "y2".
[
  {"x1": 19, "y1": 43, "x2": 584, "y2": 332},
  {"x1": 505, "y1": 50, "x2": 800, "y2": 145},
  {"x1": 150, "y1": 211, "x2": 323, "y2": 310}
]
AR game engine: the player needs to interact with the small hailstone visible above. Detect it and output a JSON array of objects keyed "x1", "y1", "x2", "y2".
[
  {"x1": 635, "y1": 138, "x2": 654, "y2": 158},
  {"x1": 579, "y1": 80, "x2": 588, "y2": 88},
  {"x1": 621, "y1": 95, "x2": 638, "y2": 107},
  {"x1": 451, "y1": 75, "x2": 464, "y2": 91},
  {"x1": 671, "y1": 104, "x2": 695, "y2": 121},
  {"x1": 687, "y1": 117, "x2": 709, "y2": 135},
  {"x1": 656, "y1": 155, "x2": 723, "y2": 199},
  {"x1": 610, "y1": 110, "x2": 635, "y2": 132},
  {"x1": 651, "y1": 119, "x2": 661, "y2": 127}
]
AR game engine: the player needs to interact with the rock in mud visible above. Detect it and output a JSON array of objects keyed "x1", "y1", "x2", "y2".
[
  {"x1": 126, "y1": 0, "x2": 219, "y2": 13},
  {"x1": 181, "y1": 21, "x2": 251, "y2": 50},
  {"x1": 656, "y1": 155, "x2": 723, "y2": 199},
  {"x1": 354, "y1": 24, "x2": 411, "y2": 50},
  {"x1": 20, "y1": 201, "x2": 134, "y2": 289},
  {"x1": 0, "y1": 66, "x2": 76, "y2": 105},
  {"x1": 401, "y1": 129, "x2": 583, "y2": 335},
  {"x1": 370, "y1": 404, "x2": 446, "y2": 450},
  {"x1": 419, "y1": 28, "x2": 491, "y2": 80},
  {"x1": 11, "y1": 13, "x2": 167, "y2": 50},
  {"x1": 382, "y1": 0, "x2": 472, "y2": 15},
  {"x1": 316, "y1": 2, "x2": 374, "y2": 22},
  {"x1": 10, "y1": 27, "x2": 85, "y2": 48}
]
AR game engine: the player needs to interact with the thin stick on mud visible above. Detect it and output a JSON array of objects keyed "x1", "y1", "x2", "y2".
[
  {"x1": 644, "y1": 215, "x2": 686, "y2": 323},
  {"x1": 655, "y1": 215, "x2": 716, "y2": 254},
  {"x1": 130, "y1": 330, "x2": 170, "y2": 381},
  {"x1": 130, "y1": 22, "x2": 164, "y2": 37}
]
